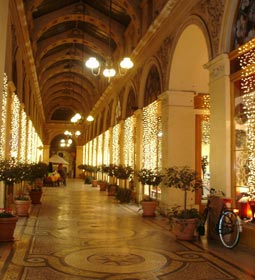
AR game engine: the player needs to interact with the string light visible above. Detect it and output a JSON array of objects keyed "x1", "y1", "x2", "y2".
[
  {"x1": 89, "y1": 140, "x2": 93, "y2": 165},
  {"x1": 97, "y1": 134, "x2": 103, "y2": 166},
  {"x1": 104, "y1": 130, "x2": 110, "y2": 165},
  {"x1": 124, "y1": 116, "x2": 135, "y2": 167},
  {"x1": 112, "y1": 124, "x2": 120, "y2": 164},
  {"x1": 19, "y1": 108, "x2": 27, "y2": 162},
  {"x1": 92, "y1": 138, "x2": 97, "y2": 166},
  {"x1": 0, "y1": 73, "x2": 8, "y2": 160},
  {"x1": 238, "y1": 38, "x2": 255, "y2": 189},
  {"x1": 27, "y1": 119, "x2": 33, "y2": 163},
  {"x1": 10, "y1": 93, "x2": 20, "y2": 159},
  {"x1": 142, "y1": 101, "x2": 161, "y2": 170}
]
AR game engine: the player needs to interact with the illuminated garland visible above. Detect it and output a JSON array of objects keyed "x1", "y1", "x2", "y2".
[
  {"x1": 84, "y1": 142, "x2": 89, "y2": 164},
  {"x1": 97, "y1": 133, "x2": 103, "y2": 166},
  {"x1": 31, "y1": 126, "x2": 36, "y2": 162},
  {"x1": 0, "y1": 73, "x2": 8, "y2": 160},
  {"x1": 103, "y1": 130, "x2": 110, "y2": 165},
  {"x1": 92, "y1": 138, "x2": 97, "y2": 166},
  {"x1": 202, "y1": 116, "x2": 210, "y2": 144},
  {"x1": 112, "y1": 124, "x2": 120, "y2": 164},
  {"x1": 10, "y1": 94, "x2": 20, "y2": 159},
  {"x1": 26, "y1": 119, "x2": 33, "y2": 163},
  {"x1": 124, "y1": 116, "x2": 135, "y2": 166},
  {"x1": 239, "y1": 38, "x2": 255, "y2": 188},
  {"x1": 19, "y1": 108, "x2": 27, "y2": 162},
  {"x1": 142, "y1": 101, "x2": 161, "y2": 170},
  {"x1": 89, "y1": 140, "x2": 93, "y2": 165}
]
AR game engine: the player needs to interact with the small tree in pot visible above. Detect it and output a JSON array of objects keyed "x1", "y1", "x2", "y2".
[
  {"x1": 163, "y1": 166, "x2": 202, "y2": 240},
  {"x1": 136, "y1": 168, "x2": 163, "y2": 216}
]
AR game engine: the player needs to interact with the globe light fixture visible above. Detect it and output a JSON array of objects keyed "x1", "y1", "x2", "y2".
[{"x1": 85, "y1": 0, "x2": 133, "y2": 80}]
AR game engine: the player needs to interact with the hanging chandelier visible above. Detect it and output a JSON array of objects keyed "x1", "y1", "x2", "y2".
[
  {"x1": 60, "y1": 130, "x2": 81, "y2": 148},
  {"x1": 85, "y1": 0, "x2": 133, "y2": 80}
]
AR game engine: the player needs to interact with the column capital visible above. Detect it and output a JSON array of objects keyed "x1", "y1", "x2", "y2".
[
  {"x1": 159, "y1": 90, "x2": 194, "y2": 107},
  {"x1": 204, "y1": 53, "x2": 230, "y2": 81}
]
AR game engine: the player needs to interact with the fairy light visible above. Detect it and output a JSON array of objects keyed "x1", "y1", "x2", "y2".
[
  {"x1": 142, "y1": 101, "x2": 161, "y2": 169},
  {"x1": 124, "y1": 116, "x2": 135, "y2": 167},
  {"x1": 10, "y1": 93, "x2": 20, "y2": 159},
  {"x1": 112, "y1": 123, "x2": 120, "y2": 164},
  {"x1": 97, "y1": 133, "x2": 103, "y2": 166},
  {"x1": 31, "y1": 126, "x2": 37, "y2": 162},
  {"x1": 27, "y1": 119, "x2": 33, "y2": 163},
  {"x1": 19, "y1": 108, "x2": 27, "y2": 162},
  {"x1": 92, "y1": 138, "x2": 97, "y2": 166},
  {"x1": 0, "y1": 73, "x2": 8, "y2": 160},
  {"x1": 85, "y1": 142, "x2": 89, "y2": 164},
  {"x1": 103, "y1": 130, "x2": 110, "y2": 165},
  {"x1": 239, "y1": 38, "x2": 255, "y2": 188},
  {"x1": 37, "y1": 136, "x2": 43, "y2": 162}
]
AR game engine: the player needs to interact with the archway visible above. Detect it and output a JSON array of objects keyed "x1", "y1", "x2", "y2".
[
  {"x1": 50, "y1": 134, "x2": 77, "y2": 178},
  {"x1": 169, "y1": 23, "x2": 210, "y2": 201}
]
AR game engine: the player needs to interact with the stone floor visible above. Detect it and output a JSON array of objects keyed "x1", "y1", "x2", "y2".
[{"x1": 0, "y1": 179, "x2": 255, "y2": 280}]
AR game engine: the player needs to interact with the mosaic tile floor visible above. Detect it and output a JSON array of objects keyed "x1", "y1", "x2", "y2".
[{"x1": 1, "y1": 179, "x2": 255, "y2": 280}]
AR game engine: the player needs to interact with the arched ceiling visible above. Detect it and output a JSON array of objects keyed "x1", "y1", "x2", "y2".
[{"x1": 23, "y1": 0, "x2": 141, "y2": 121}]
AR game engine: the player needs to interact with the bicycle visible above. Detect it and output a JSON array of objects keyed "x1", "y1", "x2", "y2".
[{"x1": 197, "y1": 197, "x2": 242, "y2": 249}]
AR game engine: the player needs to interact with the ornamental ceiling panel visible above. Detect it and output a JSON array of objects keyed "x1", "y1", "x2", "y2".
[{"x1": 23, "y1": 0, "x2": 142, "y2": 121}]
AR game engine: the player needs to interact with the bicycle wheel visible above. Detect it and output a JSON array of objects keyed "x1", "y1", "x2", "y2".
[{"x1": 218, "y1": 210, "x2": 240, "y2": 249}]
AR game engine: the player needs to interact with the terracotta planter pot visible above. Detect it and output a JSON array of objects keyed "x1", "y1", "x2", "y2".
[
  {"x1": 15, "y1": 200, "x2": 31, "y2": 217},
  {"x1": 0, "y1": 216, "x2": 18, "y2": 241},
  {"x1": 30, "y1": 191, "x2": 42, "y2": 204},
  {"x1": 141, "y1": 200, "x2": 157, "y2": 217},
  {"x1": 171, "y1": 217, "x2": 197, "y2": 241},
  {"x1": 91, "y1": 180, "x2": 97, "y2": 187},
  {"x1": 107, "y1": 184, "x2": 117, "y2": 196},
  {"x1": 98, "y1": 182, "x2": 107, "y2": 191}
]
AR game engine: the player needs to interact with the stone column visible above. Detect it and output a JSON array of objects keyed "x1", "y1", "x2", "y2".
[
  {"x1": 76, "y1": 145, "x2": 84, "y2": 178},
  {"x1": 159, "y1": 90, "x2": 195, "y2": 214},
  {"x1": 204, "y1": 54, "x2": 231, "y2": 196},
  {"x1": 134, "y1": 109, "x2": 143, "y2": 202},
  {"x1": 43, "y1": 145, "x2": 50, "y2": 163},
  {"x1": 160, "y1": 90, "x2": 195, "y2": 167},
  {"x1": 0, "y1": 0, "x2": 9, "y2": 96}
]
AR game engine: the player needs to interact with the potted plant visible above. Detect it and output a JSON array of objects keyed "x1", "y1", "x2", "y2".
[
  {"x1": 14, "y1": 193, "x2": 31, "y2": 217},
  {"x1": 105, "y1": 164, "x2": 118, "y2": 196},
  {"x1": 24, "y1": 162, "x2": 47, "y2": 204},
  {"x1": 97, "y1": 180, "x2": 108, "y2": 191},
  {"x1": 136, "y1": 168, "x2": 163, "y2": 217},
  {"x1": 115, "y1": 187, "x2": 133, "y2": 203},
  {"x1": 0, "y1": 208, "x2": 18, "y2": 241},
  {"x1": 114, "y1": 165, "x2": 133, "y2": 203},
  {"x1": 164, "y1": 166, "x2": 202, "y2": 240},
  {"x1": 29, "y1": 181, "x2": 43, "y2": 204}
]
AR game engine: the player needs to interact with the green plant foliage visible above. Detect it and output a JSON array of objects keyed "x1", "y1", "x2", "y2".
[
  {"x1": 115, "y1": 187, "x2": 132, "y2": 203},
  {"x1": 136, "y1": 168, "x2": 163, "y2": 186},
  {"x1": 163, "y1": 166, "x2": 203, "y2": 217}
]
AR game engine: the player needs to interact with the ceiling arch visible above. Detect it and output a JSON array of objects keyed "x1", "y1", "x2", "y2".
[{"x1": 23, "y1": 0, "x2": 142, "y2": 122}]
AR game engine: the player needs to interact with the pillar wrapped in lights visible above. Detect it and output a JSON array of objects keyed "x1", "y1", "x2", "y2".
[
  {"x1": 103, "y1": 130, "x2": 110, "y2": 165},
  {"x1": 124, "y1": 116, "x2": 135, "y2": 166},
  {"x1": 10, "y1": 93, "x2": 20, "y2": 159},
  {"x1": 26, "y1": 119, "x2": 33, "y2": 163},
  {"x1": 92, "y1": 138, "x2": 97, "y2": 167},
  {"x1": 97, "y1": 134, "x2": 103, "y2": 166},
  {"x1": 112, "y1": 124, "x2": 120, "y2": 164},
  {"x1": 19, "y1": 108, "x2": 27, "y2": 162},
  {"x1": 142, "y1": 101, "x2": 162, "y2": 170},
  {"x1": 239, "y1": 38, "x2": 255, "y2": 189},
  {"x1": 0, "y1": 73, "x2": 8, "y2": 160}
]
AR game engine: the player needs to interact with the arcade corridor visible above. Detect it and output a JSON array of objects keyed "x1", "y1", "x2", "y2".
[{"x1": 0, "y1": 179, "x2": 254, "y2": 280}]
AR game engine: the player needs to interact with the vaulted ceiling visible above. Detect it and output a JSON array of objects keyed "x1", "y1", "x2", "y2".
[{"x1": 23, "y1": 0, "x2": 142, "y2": 122}]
